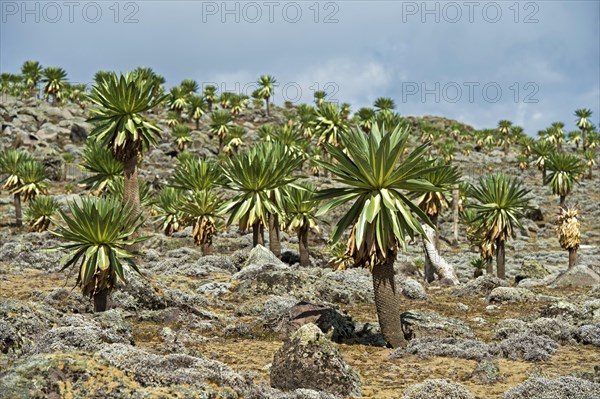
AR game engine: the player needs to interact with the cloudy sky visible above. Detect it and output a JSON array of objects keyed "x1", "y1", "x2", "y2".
[{"x1": 2, "y1": 0, "x2": 599, "y2": 134}]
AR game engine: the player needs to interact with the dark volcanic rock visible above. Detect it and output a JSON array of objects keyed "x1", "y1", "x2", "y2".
[{"x1": 270, "y1": 323, "x2": 361, "y2": 397}]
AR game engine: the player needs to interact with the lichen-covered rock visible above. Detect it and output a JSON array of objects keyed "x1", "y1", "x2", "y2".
[
  {"x1": 495, "y1": 319, "x2": 529, "y2": 340},
  {"x1": 399, "y1": 278, "x2": 430, "y2": 301},
  {"x1": 402, "y1": 379, "x2": 475, "y2": 399},
  {"x1": 244, "y1": 245, "x2": 286, "y2": 268},
  {"x1": 488, "y1": 287, "x2": 540, "y2": 303},
  {"x1": 403, "y1": 310, "x2": 474, "y2": 339},
  {"x1": 98, "y1": 343, "x2": 251, "y2": 394},
  {"x1": 0, "y1": 352, "x2": 240, "y2": 399},
  {"x1": 549, "y1": 265, "x2": 600, "y2": 289},
  {"x1": 453, "y1": 275, "x2": 509, "y2": 297},
  {"x1": 540, "y1": 301, "x2": 587, "y2": 321},
  {"x1": 0, "y1": 300, "x2": 59, "y2": 355},
  {"x1": 502, "y1": 376, "x2": 600, "y2": 399},
  {"x1": 398, "y1": 337, "x2": 495, "y2": 360},
  {"x1": 497, "y1": 333, "x2": 558, "y2": 361},
  {"x1": 270, "y1": 323, "x2": 361, "y2": 397},
  {"x1": 515, "y1": 260, "x2": 549, "y2": 282},
  {"x1": 470, "y1": 359, "x2": 501, "y2": 384},
  {"x1": 574, "y1": 324, "x2": 600, "y2": 346}
]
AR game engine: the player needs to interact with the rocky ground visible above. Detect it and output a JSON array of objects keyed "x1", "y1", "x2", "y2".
[{"x1": 1, "y1": 95, "x2": 600, "y2": 398}]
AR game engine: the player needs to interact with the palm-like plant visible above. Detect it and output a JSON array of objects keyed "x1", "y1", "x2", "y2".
[
  {"x1": 297, "y1": 104, "x2": 316, "y2": 139},
  {"x1": 517, "y1": 154, "x2": 530, "y2": 171},
  {"x1": 354, "y1": 107, "x2": 376, "y2": 133},
  {"x1": 531, "y1": 139, "x2": 553, "y2": 182},
  {"x1": 497, "y1": 120, "x2": 512, "y2": 156},
  {"x1": 257, "y1": 75, "x2": 276, "y2": 116},
  {"x1": 544, "y1": 153, "x2": 586, "y2": 207},
  {"x1": 187, "y1": 95, "x2": 207, "y2": 130},
  {"x1": 467, "y1": 173, "x2": 531, "y2": 279},
  {"x1": 556, "y1": 207, "x2": 581, "y2": 269},
  {"x1": 12, "y1": 160, "x2": 49, "y2": 202},
  {"x1": 568, "y1": 130, "x2": 582, "y2": 149},
  {"x1": 154, "y1": 187, "x2": 185, "y2": 236},
  {"x1": 575, "y1": 108, "x2": 593, "y2": 149},
  {"x1": 316, "y1": 124, "x2": 445, "y2": 348},
  {"x1": 313, "y1": 90, "x2": 327, "y2": 107},
  {"x1": 0, "y1": 150, "x2": 34, "y2": 226},
  {"x1": 41, "y1": 67, "x2": 68, "y2": 103},
  {"x1": 583, "y1": 148, "x2": 597, "y2": 179},
  {"x1": 68, "y1": 83, "x2": 88, "y2": 109},
  {"x1": 169, "y1": 86, "x2": 188, "y2": 115},
  {"x1": 548, "y1": 122, "x2": 566, "y2": 152},
  {"x1": 50, "y1": 196, "x2": 148, "y2": 312},
  {"x1": 209, "y1": 110, "x2": 233, "y2": 153},
  {"x1": 108, "y1": 178, "x2": 155, "y2": 210},
  {"x1": 373, "y1": 97, "x2": 396, "y2": 113},
  {"x1": 166, "y1": 110, "x2": 180, "y2": 128},
  {"x1": 178, "y1": 189, "x2": 222, "y2": 255},
  {"x1": 80, "y1": 141, "x2": 124, "y2": 196},
  {"x1": 203, "y1": 85, "x2": 217, "y2": 111},
  {"x1": 313, "y1": 102, "x2": 349, "y2": 148},
  {"x1": 284, "y1": 183, "x2": 320, "y2": 266},
  {"x1": 519, "y1": 136, "x2": 534, "y2": 156},
  {"x1": 25, "y1": 195, "x2": 60, "y2": 232},
  {"x1": 21, "y1": 60, "x2": 43, "y2": 97},
  {"x1": 87, "y1": 72, "x2": 165, "y2": 218},
  {"x1": 223, "y1": 125, "x2": 246, "y2": 155},
  {"x1": 172, "y1": 125, "x2": 192, "y2": 152},
  {"x1": 221, "y1": 142, "x2": 302, "y2": 247},
  {"x1": 170, "y1": 157, "x2": 223, "y2": 192},
  {"x1": 180, "y1": 79, "x2": 199, "y2": 97}
]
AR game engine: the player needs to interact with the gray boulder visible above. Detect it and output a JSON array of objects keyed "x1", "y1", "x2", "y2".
[
  {"x1": 402, "y1": 379, "x2": 475, "y2": 399},
  {"x1": 502, "y1": 376, "x2": 600, "y2": 399},
  {"x1": 470, "y1": 359, "x2": 501, "y2": 384},
  {"x1": 403, "y1": 310, "x2": 474, "y2": 339},
  {"x1": 488, "y1": 287, "x2": 543, "y2": 303},
  {"x1": 549, "y1": 265, "x2": 600, "y2": 289},
  {"x1": 270, "y1": 323, "x2": 361, "y2": 397},
  {"x1": 245, "y1": 244, "x2": 286, "y2": 268},
  {"x1": 574, "y1": 324, "x2": 600, "y2": 346},
  {"x1": 397, "y1": 337, "x2": 494, "y2": 361},
  {"x1": 453, "y1": 275, "x2": 509, "y2": 297}
]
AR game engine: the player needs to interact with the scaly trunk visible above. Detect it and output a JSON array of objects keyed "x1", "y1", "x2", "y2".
[
  {"x1": 266, "y1": 98, "x2": 270, "y2": 116},
  {"x1": 195, "y1": 119, "x2": 200, "y2": 130},
  {"x1": 201, "y1": 243, "x2": 213, "y2": 256},
  {"x1": 372, "y1": 250, "x2": 406, "y2": 348},
  {"x1": 14, "y1": 193, "x2": 22, "y2": 227},
  {"x1": 589, "y1": 165, "x2": 593, "y2": 180},
  {"x1": 252, "y1": 222, "x2": 264, "y2": 247},
  {"x1": 486, "y1": 257, "x2": 494, "y2": 275},
  {"x1": 452, "y1": 186, "x2": 459, "y2": 246},
  {"x1": 559, "y1": 195, "x2": 566, "y2": 209},
  {"x1": 496, "y1": 239, "x2": 506, "y2": 280},
  {"x1": 568, "y1": 248, "x2": 577, "y2": 269},
  {"x1": 504, "y1": 142, "x2": 509, "y2": 156},
  {"x1": 93, "y1": 290, "x2": 109, "y2": 312},
  {"x1": 542, "y1": 167, "x2": 546, "y2": 183},
  {"x1": 269, "y1": 214, "x2": 281, "y2": 257},
  {"x1": 582, "y1": 130, "x2": 587, "y2": 150},
  {"x1": 123, "y1": 155, "x2": 141, "y2": 218},
  {"x1": 298, "y1": 225, "x2": 310, "y2": 267}
]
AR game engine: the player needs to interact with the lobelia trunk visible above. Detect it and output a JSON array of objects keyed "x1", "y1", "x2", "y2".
[
  {"x1": 496, "y1": 239, "x2": 506, "y2": 280},
  {"x1": 266, "y1": 98, "x2": 270, "y2": 116},
  {"x1": 372, "y1": 250, "x2": 406, "y2": 348},
  {"x1": 269, "y1": 214, "x2": 281, "y2": 257},
  {"x1": 123, "y1": 155, "x2": 141, "y2": 218},
  {"x1": 422, "y1": 224, "x2": 460, "y2": 285},
  {"x1": 14, "y1": 193, "x2": 22, "y2": 227},
  {"x1": 298, "y1": 225, "x2": 310, "y2": 267},
  {"x1": 93, "y1": 290, "x2": 109, "y2": 312},
  {"x1": 452, "y1": 186, "x2": 459, "y2": 246},
  {"x1": 559, "y1": 195, "x2": 566, "y2": 209},
  {"x1": 568, "y1": 248, "x2": 577, "y2": 269},
  {"x1": 201, "y1": 243, "x2": 213, "y2": 256},
  {"x1": 252, "y1": 222, "x2": 264, "y2": 247},
  {"x1": 486, "y1": 257, "x2": 494, "y2": 275}
]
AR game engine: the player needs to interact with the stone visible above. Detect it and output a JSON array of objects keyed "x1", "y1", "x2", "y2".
[
  {"x1": 453, "y1": 275, "x2": 509, "y2": 297},
  {"x1": 502, "y1": 376, "x2": 600, "y2": 399},
  {"x1": 399, "y1": 277, "x2": 429, "y2": 300},
  {"x1": 69, "y1": 122, "x2": 89, "y2": 143},
  {"x1": 402, "y1": 310, "x2": 474, "y2": 340},
  {"x1": 574, "y1": 324, "x2": 600, "y2": 346},
  {"x1": 488, "y1": 287, "x2": 538, "y2": 303},
  {"x1": 398, "y1": 337, "x2": 495, "y2": 361},
  {"x1": 270, "y1": 323, "x2": 361, "y2": 397},
  {"x1": 515, "y1": 260, "x2": 549, "y2": 283},
  {"x1": 402, "y1": 379, "x2": 475, "y2": 399},
  {"x1": 549, "y1": 265, "x2": 600, "y2": 289},
  {"x1": 245, "y1": 244, "x2": 286, "y2": 268}
]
